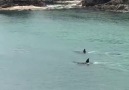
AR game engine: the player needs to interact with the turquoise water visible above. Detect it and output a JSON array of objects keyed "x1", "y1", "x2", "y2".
[{"x1": 0, "y1": 10, "x2": 129, "y2": 90}]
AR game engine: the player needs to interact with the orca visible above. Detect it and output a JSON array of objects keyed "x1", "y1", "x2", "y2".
[
  {"x1": 86, "y1": 58, "x2": 89, "y2": 63},
  {"x1": 83, "y1": 49, "x2": 86, "y2": 54},
  {"x1": 73, "y1": 58, "x2": 90, "y2": 65}
]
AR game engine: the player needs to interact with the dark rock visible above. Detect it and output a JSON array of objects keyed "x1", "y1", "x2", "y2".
[
  {"x1": 38, "y1": 1, "x2": 46, "y2": 6},
  {"x1": 1, "y1": 4, "x2": 12, "y2": 8},
  {"x1": 116, "y1": 4, "x2": 125, "y2": 10}
]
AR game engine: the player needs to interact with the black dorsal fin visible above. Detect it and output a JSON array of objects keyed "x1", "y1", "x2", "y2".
[{"x1": 86, "y1": 58, "x2": 89, "y2": 63}]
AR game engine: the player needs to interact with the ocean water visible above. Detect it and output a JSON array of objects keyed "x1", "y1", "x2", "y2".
[{"x1": 0, "y1": 10, "x2": 129, "y2": 90}]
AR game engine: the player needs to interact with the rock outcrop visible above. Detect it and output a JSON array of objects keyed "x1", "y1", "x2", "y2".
[
  {"x1": 0, "y1": 0, "x2": 129, "y2": 12},
  {"x1": 81, "y1": 0, "x2": 129, "y2": 12},
  {"x1": 0, "y1": 0, "x2": 53, "y2": 8}
]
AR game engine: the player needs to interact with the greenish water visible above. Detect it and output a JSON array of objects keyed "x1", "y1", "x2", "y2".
[{"x1": 0, "y1": 10, "x2": 129, "y2": 90}]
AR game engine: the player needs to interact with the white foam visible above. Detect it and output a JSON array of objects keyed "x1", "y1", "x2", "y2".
[
  {"x1": 93, "y1": 62, "x2": 99, "y2": 64},
  {"x1": 93, "y1": 61, "x2": 109, "y2": 65},
  {"x1": 88, "y1": 51, "x2": 96, "y2": 53}
]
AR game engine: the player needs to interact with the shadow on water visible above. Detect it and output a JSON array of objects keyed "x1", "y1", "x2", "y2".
[
  {"x1": 0, "y1": 10, "x2": 32, "y2": 19},
  {"x1": 34, "y1": 9, "x2": 129, "y2": 24},
  {"x1": 1, "y1": 9, "x2": 129, "y2": 24}
]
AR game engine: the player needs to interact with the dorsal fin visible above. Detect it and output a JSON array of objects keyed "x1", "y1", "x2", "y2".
[{"x1": 86, "y1": 58, "x2": 89, "y2": 63}]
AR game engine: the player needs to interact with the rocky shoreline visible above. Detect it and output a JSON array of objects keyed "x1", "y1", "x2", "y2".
[
  {"x1": 0, "y1": 5, "x2": 81, "y2": 11},
  {"x1": 94, "y1": 4, "x2": 129, "y2": 12},
  {"x1": 0, "y1": 0, "x2": 82, "y2": 11},
  {"x1": 0, "y1": 0, "x2": 129, "y2": 12}
]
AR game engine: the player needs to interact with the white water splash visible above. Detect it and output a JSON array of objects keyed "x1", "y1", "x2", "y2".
[{"x1": 88, "y1": 51, "x2": 97, "y2": 54}]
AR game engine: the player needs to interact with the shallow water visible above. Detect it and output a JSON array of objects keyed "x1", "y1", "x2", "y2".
[{"x1": 0, "y1": 10, "x2": 129, "y2": 90}]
